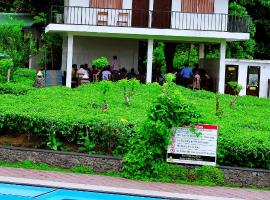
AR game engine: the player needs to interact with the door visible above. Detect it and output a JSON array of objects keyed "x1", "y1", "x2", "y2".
[
  {"x1": 246, "y1": 66, "x2": 260, "y2": 97},
  {"x1": 132, "y1": 0, "x2": 149, "y2": 28},
  {"x1": 152, "y1": 0, "x2": 172, "y2": 29},
  {"x1": 225, "y1": 65, "x2": 239, "y2": 95}
]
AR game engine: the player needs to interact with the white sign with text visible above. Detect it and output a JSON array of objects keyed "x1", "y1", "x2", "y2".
[{"x1": 167, "y1": 124, "x2": 218, "y2": 166}]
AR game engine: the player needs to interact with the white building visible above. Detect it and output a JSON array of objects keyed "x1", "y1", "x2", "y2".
[{"x1": 45, "y1": 0, "x2": 250, "y2": 93}]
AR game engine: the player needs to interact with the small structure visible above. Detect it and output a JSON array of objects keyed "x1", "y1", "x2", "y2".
[{"x1": 201, "y1": 58, "x2": 270, "y2": 98}]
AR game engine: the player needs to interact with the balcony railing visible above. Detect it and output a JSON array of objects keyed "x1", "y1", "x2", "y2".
[{"x1": 49, "y1": 5, "x2": 249, "y2": 33}]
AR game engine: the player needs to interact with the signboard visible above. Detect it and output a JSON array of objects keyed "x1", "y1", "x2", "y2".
[{"x1": 167, "y1": 124, "x2": 218, "y2": 166}]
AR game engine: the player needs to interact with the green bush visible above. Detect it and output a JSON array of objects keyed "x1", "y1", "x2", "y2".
[
  {"x1": 0, "y1": 83, "x2": 33, "y2": 95},
  {"x1": 13, "y1": 68, "x2": 36, "y2": 85},
  {"x1": 0, "y1": 82, "x2": 269, "y2": 169},
  {"x1": 0, "y1": 58, "x2": 14, "y2": 82},
  {"x1": 124, "y1": 79, "x2": 201, "y2": 179},
  {"x1": 156, "y1": 163, "x2": 188, "y2": 182},
  {"x1": 0, "y1": 68, "x2": 35, "y2": 95},
  {"x1": 92, "y1": 57, "x2": 109, "y2": 69},
  {"x1": 193, "y1": 166, "x2": 225, "y2": 186}
]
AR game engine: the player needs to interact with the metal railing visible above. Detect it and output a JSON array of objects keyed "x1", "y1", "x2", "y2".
[{"x1": 49, "y1": 5, "x2": 249, "y2": 33}]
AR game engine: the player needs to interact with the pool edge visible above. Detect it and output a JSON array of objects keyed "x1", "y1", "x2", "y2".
[{"x1": 0, "y1": 176, "x2": 243, "y2": 200}]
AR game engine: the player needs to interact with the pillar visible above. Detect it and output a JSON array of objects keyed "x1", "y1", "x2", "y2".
[
  {"x1": 199, "y1": 43, "x2": 205, "y2": 59},
  {"x1": 218, "y1": 41, "x2": 226, "y2": 93},
  {"x1": 146, "y1": 39, "x2": 154, "y2": 83},
  {"x1": 66, "y1": 33, "x2": 73, "y2": 88}
]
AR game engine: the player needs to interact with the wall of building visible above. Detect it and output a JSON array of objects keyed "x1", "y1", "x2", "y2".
[
  {"x1": 225, "y1": 59, "x2": 270, "y2": 98},
  {"x1": 61, "y1": 36, "x2": 139, "y2": 73}
]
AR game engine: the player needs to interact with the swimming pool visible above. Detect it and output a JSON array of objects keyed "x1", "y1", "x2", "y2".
[{"x1": 0, "y1": 183, "x2": 165, "y2": 200}]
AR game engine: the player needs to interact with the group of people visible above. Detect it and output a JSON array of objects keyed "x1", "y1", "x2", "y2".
[
  {"x1": 71, "y1": 56, "x2": 138, "y2": 87},
  {"x1": 177, "y1": 63, "x2": 211, "y2": 90}
]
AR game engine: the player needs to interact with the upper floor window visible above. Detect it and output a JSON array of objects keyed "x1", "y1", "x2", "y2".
[
  {"x1": 90, "y1": 0, "x2": 123, "y2": 9},
  {"x1": 181, "y1": 0, "x2": 215, "y2": 13}
]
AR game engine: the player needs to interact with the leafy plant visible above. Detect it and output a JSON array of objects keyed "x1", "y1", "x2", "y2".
[
  {"x1": 0, "y1": 58, "x2": 14, "y2": 82},
  {"x1": 124, "y1": 80, "x2": 201, "y2": 178},
  {"x1": 47, "y1": 132, "x2": 62, "y2": 151},
  {"x1": 92, "y1": 57, "x2": 109, "y2": 69},
  {"x1": 118, "y1": 79, "x2": 140, "y2": 106},
  {"x1": 228, "y1": 81, "x2": 244, "y2": 108},
  {"x1": 77, "y1": 131, "x2": 95, "y2": 154},
  {"x1": 193, "y1": 166, "x2": 225, "y2": 186}
]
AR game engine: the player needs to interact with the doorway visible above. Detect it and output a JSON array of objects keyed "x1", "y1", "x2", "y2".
[
  {"x1": 225, "y1": 65, "x2": 239, "y2": 95},
  {"x1": 246, "y1": 66, "x2": 260, "y2": 97},
  {"x1": 132, "y1": 0, "x2": 149, "y2": 28},
  {"x1": 152, "y1": 0, "x2": 172, "y2": 29}
]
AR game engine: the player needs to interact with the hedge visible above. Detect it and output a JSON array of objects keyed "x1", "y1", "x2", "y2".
[{"x1": 0, "y1": 82, "x2": 269, "y2": 169}]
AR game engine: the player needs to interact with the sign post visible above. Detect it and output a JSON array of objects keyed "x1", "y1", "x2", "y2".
[{"x1": 167, "y1": 124, "x2": 218, "y2": 166}]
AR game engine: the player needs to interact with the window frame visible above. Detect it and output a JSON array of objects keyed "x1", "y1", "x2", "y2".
[{"x1": 181, "y1": 0, "x2": 215, "y2": 14}]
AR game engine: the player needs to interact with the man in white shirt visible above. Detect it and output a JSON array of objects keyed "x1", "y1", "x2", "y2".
[
  {"x1": 102, "y1": 67, "x2": 112, "y2": 80},
  {"x1": 112, "y1": 56, "x2": 120, "y2": 71}
]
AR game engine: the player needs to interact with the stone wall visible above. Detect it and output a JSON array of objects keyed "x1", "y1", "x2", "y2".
[
  {"x1": 0, "y1": 146, "x2": 122, "y2": 172},
  {"x1": 220, "y1": 166, "x2": 270, "y2": 188},
  {"x1": 0, "y1": 146, "x2": 269, "y2": 188}
]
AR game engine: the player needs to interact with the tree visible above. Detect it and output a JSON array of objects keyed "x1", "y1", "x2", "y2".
[
  {"x1": 0, "y1": 19, "x2": 36, "y2": 70},
  {"x1": 226, "y1": 2, "x2": 256, "y2": 59}
]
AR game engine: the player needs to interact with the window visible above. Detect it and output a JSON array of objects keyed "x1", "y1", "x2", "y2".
[
  {"x1": 90, "y1": 0, "x2": 123, "y2": 9},
  {"x1": 181, "y1": 0, "x2": 214, "y2": 13}
]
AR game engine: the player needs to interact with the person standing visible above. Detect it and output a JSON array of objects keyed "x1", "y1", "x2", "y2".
[
  {"x1": 111, "y1": 56, "x2": 120, "y2": 80},
  {"x1": 180, "y1": 63, "x2": 193, "y2": 88}
]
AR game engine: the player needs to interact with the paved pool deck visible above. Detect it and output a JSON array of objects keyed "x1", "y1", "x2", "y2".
[{"x1": 0, "y1": 167, "x2": 269, "y2": 200}]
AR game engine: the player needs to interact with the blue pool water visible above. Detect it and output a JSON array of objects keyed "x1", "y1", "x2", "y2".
[{"x1": 0, "y1": 183, "x2": 165, "y2": 200}]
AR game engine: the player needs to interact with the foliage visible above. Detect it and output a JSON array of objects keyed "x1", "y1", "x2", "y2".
[
  {"x1": 227, "y1": 81, "x2": 244, "y2": 108},
  {"x1": 12, "y1": 68, "x2": 36, "y2": 85},
  {"x1": 0, "y1": 19, "x2": 37, "y2": 69},
  {"x1": 38, "y1": 33, "x2": 63, "y2": 69},
  {"x1": 124, "y1": 80, "x2": 201, "y2": 178},
  {"x1": 0, "y1": 82, "x2": 269, "y2": 169},
  {"x1": 173, "y1": 44, "x2": 198, "y2": 69},
  {"x1": 77, "y1": 131, "x2": 95, "y2": 154},
  {"x1": 0, "y1": 68, "x2": 35, "y2": 95},
  {"x1": 92, "y1": 57, "x2": 109, "y2": 69},
  {"x1": 118, "y1": 79, "x2": 140, "y2": 106},
  {"x1": 227, "y1": 2, "x2": 256, "y2": 59},
  {"x1": 193, "y1": 166, "x2": 225, "y2": 185},
  {"x1": 0, "y1": 58, "x2": 14, "y2": 82}
]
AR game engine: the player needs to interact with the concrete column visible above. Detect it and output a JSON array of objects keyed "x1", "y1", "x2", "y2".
[
  {"x1": 218, "y1": 41, "x2": 226, "y2": 93},
  {"x1": 66, "y1": 33, "x2": 73, "y2": 88},
  {"x1": 199, "y1": 43, "x2": 205, "y2": 59},
  {"x1": 146, "y1": 39, "x2": 154, "y2": 83}
]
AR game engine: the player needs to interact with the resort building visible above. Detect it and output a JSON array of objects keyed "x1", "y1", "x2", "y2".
[{"x1": 45, "y1": 0, "x2": 250, "y2": 94}]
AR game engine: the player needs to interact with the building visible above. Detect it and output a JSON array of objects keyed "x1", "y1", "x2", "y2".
[{"x1": 45, "y1": 0, "x2": 250, "y2": 93}]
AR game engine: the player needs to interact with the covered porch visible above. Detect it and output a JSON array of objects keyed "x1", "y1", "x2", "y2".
[{"x1": 63, "y1": 33, "x2": 227, "y2": 93}]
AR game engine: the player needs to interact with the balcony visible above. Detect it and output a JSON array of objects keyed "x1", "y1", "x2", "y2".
[{"x1": 49, "y1": 5, "x2": 249, "y2": 33}]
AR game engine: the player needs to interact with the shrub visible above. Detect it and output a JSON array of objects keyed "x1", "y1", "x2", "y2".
[
  {"x1": 156, "y1": 163, "x2": 188, "y2": 182},
  {"x1": 0, "y1": 82, "x2": 269, "y2": 170},
  {"x1": 193, "y1": 166, "x2": 225, "y2": 186},
  {"x1": 92, "y1": 57, "x2": 109, "y2": 69},
  {"x1": 13, "y1": 68, "x2": 36, "y2": 85},
  {"x1": 124, "y1": 80, "x2": 201, "y2": 179},
  {"x1": 0, "y1": 83, "x2": 33, "y2": 95},
  {"x1": 0, "y1": 58, "x2": 14, "y2": 82}
]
